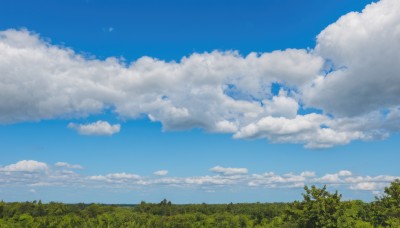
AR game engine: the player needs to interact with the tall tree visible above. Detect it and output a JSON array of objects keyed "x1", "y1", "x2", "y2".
[
  {"x1": 285, "y1": 185, "x2": 344, "y2": 227},
  {"x1": 373, "y1": 179, "x2": 400, "y2": 227}
]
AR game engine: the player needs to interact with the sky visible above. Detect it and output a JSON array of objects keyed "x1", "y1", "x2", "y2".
[{"x1": 1, "y1": 0, "x2": 400, "y2": 204}]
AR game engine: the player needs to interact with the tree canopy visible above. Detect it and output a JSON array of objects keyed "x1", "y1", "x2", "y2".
[{"x1": 0, "y1": 180, "x2": 399, "y2": 227}]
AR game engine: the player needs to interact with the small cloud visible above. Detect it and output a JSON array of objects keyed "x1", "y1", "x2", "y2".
[
  {"x1": 349, "y1": 182, "x2": 385, "y2": 191},
  {"x1": 154, "y1": 170, "x2": 168, "y2": 176},
  {"x1": 210, "y1": 166, "x2": 248, "y2": 176},
  {"x1": 315, "y1": 173, "x2": 342, "y2": 184},
  {"x1": 338, "y1": 170, "x2": 352, "y2": 177},
  {"x1": 108, "y1": 27, "x2": 114, "y2": 32},
  {"x1": 106, "y1": 172, "x2": 140, "y2": 179},
  {"x1": 54, "y1": 162, "x2": 83, "y2": 169},
  {"x1": 300, "y1": 171, "x2": 316, "y2": 177},
  {"x1": 0, "y1": 160, "x2": 48, "y2": 172},
  {"x1": 88, "y1": 175, "x2": 107, "y2": 181},
  {"x1": 88, "y1": 172, "x2": 141, "y2": 182},
  {"x1": 68, "y1": 121, "x2": 120, "y2": 136},
  {"x1": 29, "y1": 189, "x2": 36, "y2": 193}
]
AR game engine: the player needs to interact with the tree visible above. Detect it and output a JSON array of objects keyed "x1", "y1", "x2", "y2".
[
  {"x1": 372, "y1": 179, "x2": 400, "y2": 226},
  {"x1": 0, "y1": 201, "x2": 4, "y2": 218},
  {"x1": 285, "y1": 185, "x2": 344, "y2": 228}
]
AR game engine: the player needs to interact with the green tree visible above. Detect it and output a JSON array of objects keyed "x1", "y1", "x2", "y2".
[
  {"x1": 0, "y1": 201, "x2": 5, "y2": 218},
  {"x1": 285, "y1": 185, "x2": 344, "y2": 228},
  {"x1": 372, "y1": 179, "x2": 400, "y2": 226}
]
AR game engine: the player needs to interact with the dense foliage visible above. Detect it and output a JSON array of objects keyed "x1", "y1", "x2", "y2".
[{"x1": 0, "y1": 180, "x2": 399, "y2": 227}]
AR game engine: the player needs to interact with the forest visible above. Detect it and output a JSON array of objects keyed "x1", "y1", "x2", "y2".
[{"x1": 0, "y1": 179, "x2": 399, "y2": 227}]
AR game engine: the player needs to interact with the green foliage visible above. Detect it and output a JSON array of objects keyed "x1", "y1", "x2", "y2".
[
  {"x1": 371, "y1": 179, "x2": 400, "y2": 227},
  {"x1": 0, "y1": 180, "x2": 399, "y2": 227},
  {"x1": 284, "y1": 185, "x2": 344, "y2": 227}
]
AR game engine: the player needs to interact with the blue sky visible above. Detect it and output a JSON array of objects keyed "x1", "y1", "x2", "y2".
[{"x1": 1, "y1": 0, "x2": 400, "y2": 204}]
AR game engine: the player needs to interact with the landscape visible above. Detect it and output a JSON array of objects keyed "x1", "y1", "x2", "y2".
[
  {"x1": 1, "y1": 0, "x2": 400, "y2": 227},
  {"x1": 1, "y1": 180, "x2": 400, "y2": 227}
]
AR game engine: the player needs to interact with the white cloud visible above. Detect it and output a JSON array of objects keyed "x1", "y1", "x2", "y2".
[
  {"x1": 264, "y1": 90, "x2": 299, "y2": 119},
  {"x1": 54, "y1": 162, "x2": 83, "y2": 169},
  {"x1": 210, "y1": 166, "x2": 248, "y2": 176},
  {"x1": 88, "y1": 175, "x2": 107, "y2": 181},
  {"x1": 349, "y1": 182, "x2": 389, "y2": 191},
  {"x1": 0, "y1": 160, "x2": 398, "y2": 193},
  {"x1": 68, "y1": 121, "x2": 120, "y2": 136},
  {"x1": 106, "y1": 172, "x2": 140, "y2": 179},
  {"x1": 154, "y1": 170, "x2": 168, "y2": 176},
  {"x1": 304, "y1": 0, "x2": 400, "y2": 117},
  {"x1": 301, "y1": 171, "x2": 316, "y2": 177},
  {"x1": 0, "y1": 29, "x2": 324, "y2": 146},
  {"x1": 315, "y1": 174, "x2": 343, "y2": 184},
  {"x1": 249, "y1": 172, "x2": 308, "y2": 187},
  {"x1": 0, "y1": 160, "x2": 48, "y2": 172},
  {"x1": 338, "y1": 170, "x2": 352, "y2": 177},
  {"x1": 233, "y1": 114, "x2": 362, "y2": 148},
  {"x1": 88, "y1": 172, "x2": 141, "y2": 183},
  {"x1": 1, "y1": 0, "x2": 400, "y2": 148}
]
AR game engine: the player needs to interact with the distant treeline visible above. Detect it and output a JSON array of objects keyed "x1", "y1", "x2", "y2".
[{"x1": 0, "y1": 180, "x2": 399, "y2": 227}]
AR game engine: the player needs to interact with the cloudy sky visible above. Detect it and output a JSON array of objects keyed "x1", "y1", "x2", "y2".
[{"x1": 1, "y1": 0, "x2": 400, "y2": 203}]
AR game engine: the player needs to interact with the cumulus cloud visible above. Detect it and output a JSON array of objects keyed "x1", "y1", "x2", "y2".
[
  {"x1": 1, "y1": 0, "x2": 400, "y2": 148},
  {"x1": 210, "y1": 166, "x2": 248, "y2": 176},
  {"x1": 0, "y1": 160, "x2": 48, "y2": 172},
  {"x1": 68, "y1": 121, "x2": 120, "y2": 136},
  {"x1": 154, "y1": 170, "x2": 168, "y2": 176},
  {"x1": 0, "y1": 29, "x2": 325, "y2": 146},
  {"x1": 304, "y1": 0, "x2": 400, "y2": 117},
  {"x1": 349, "y1": 182, "x2": 387, "y2": 191},
  {"x1": 338, "y1": 170, "x2": 352, "y2": 177}
]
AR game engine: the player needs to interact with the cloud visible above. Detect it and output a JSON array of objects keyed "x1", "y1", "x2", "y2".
[
  {"x1": 68, "y1": 121, "x2": 120, "y2": 136},
  {"x1": 303, "y1": 0, "x2": 400, "y2": 117},
  {"x1": 338, "y1": 170, "x2": 352, "y2": 177},
  {"x1": 349, "y1": 182, "x2": 387, "y2": 191},
  {"x1": 300, "y1": 171, "x2": 316, "y2": 177},
  {"x1": 154, "y1": 170, "x2": 168, "y2": 176},
  {"x1": 89, "y1": 173, "x2": 140, "y2": 182},
  {"x1": 0, "y1": 29, "x2": 324, "y2": 146},
  {"x1": 105, "y1": 172, "x2": 140, "y2": 179},
  {"x1": 0, "y1": 160, "x2": 48, "y2": 172},
  {"x1": 233, "y1": 114, "x2": 363, "y2": 148},
  {"x1": 54, "y1": 162, "x2": 83, "y2": 169},
  {"x1": 315, "y1": 173, "x2": 343, "y2": 184},
  {"x1": 1, "y1": 0, "x2": 400, "y2": 148},
  {"x1": 0, "y1": 160, "x2": 398, "y2": 193},
  {"x1": 210, "y1": 166, "x2": 248, "y2": 176}
]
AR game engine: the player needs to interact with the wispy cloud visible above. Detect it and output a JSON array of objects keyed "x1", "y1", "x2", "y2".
[
  {"x1": 0, "y1": 161, "x2": 398, "y2": 192},
  {"x1": 210, "y1": 166, "x2": 248, "y2": 176},
  {"x1": 68, "y1": 121, "x2": 120, "y2": 136},
  {"x1": 54, "y1": 162, "x2": 83, "y2": 169},
  {"x1": 154, "y1": 170, "x2": 168, "y2": 176}
]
